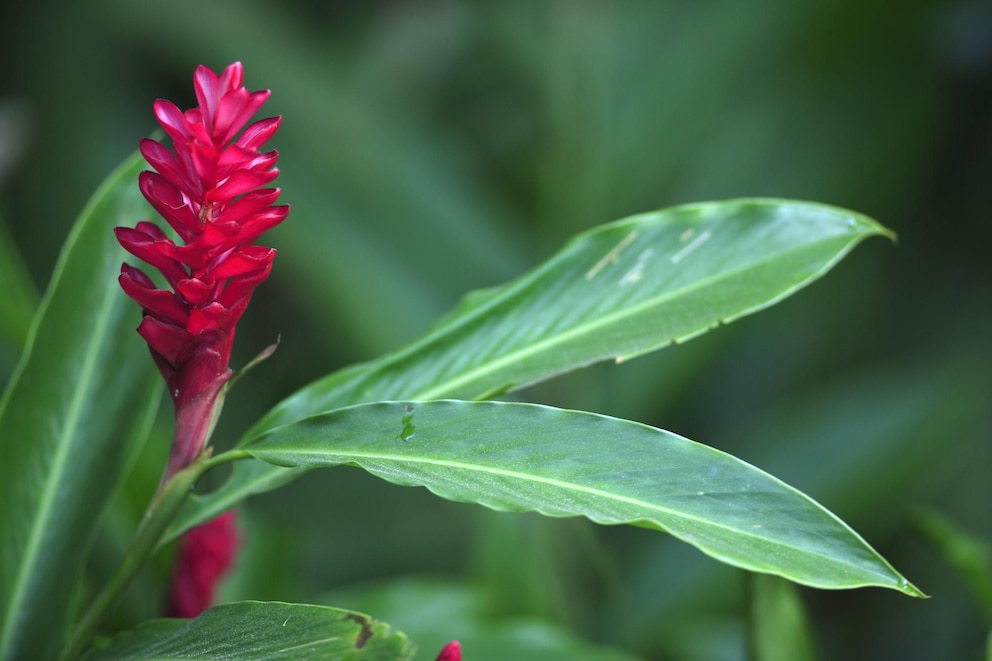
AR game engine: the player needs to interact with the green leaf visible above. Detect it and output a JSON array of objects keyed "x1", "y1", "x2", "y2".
[
  {"x1": 85, "y1": 601, "x2": 414, "y2": 660},
  {"x1": 170, "y1": 199, "x2": 891, "y2": 539},
  {"x1": 260, "y1": 198, "x2": 893, "y2": 423},
  {"x1": 242, "y1": 400, "x2": 922, "y2": 595},
  {"x1": 0, "y1": 151, "x2": 161, "y2": 661}
]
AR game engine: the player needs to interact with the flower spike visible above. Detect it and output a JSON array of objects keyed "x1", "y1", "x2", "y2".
[{"x1": 117, "y1": 62, "x2": 288, "y2": 481}]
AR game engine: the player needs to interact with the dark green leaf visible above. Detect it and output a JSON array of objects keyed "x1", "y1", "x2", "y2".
[
  {"x1": 243, "y1": 400, "x2": 921, "y2": 595},
  {"x1": 85, "y1": 601, "x2": 414, "y2": 660},
  {"x1": 259, "y1": 199, "x2": 893, "y2": 423},
  {"x1": 0, "y1": 151, "x2": 161, "y2": 661},
  {"x1": 171, "y1": 200, "x2": 891, "y2": 539}
]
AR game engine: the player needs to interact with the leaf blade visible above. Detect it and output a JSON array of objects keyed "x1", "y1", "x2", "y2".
[
  {"x1": 244, "y1": 400, "x2": 921, "y2": 595},
  {"x1": 254, "y1": 198, "x2": 891, "y2": 430},
  {"x1": 85, "y1": 601, "x2": 415, "y2": 660},
  {"x1": 0, "y1": 151, "x2": 160, "y2": 661}
]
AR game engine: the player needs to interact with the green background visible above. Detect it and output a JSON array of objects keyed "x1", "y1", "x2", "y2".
[{"x1": 1, "y1": 1, "x2": 989, "y2": 659}]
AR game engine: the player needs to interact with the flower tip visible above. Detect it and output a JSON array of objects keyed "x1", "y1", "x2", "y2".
[
  {"x1": 152, "y1": 100, "x2": 187, "y2": 137},
  {"x1": 217, "y1": 61, "x2": 245, "y2": 95}
]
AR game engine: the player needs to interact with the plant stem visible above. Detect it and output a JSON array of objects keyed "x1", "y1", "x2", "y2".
[{"x1": 57, "y1": 449, "x2": 249, "y2": 661}]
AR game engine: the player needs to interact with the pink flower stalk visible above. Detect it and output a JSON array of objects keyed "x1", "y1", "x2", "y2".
[
  {"x1": 116, "y1": 62, "x2": 288, "y2": 480},
  {"x1": 435, "y1": 640, "x2": 461, "y2": 661},
  {"x1": 167, "y1": 511, "x2": 241, "y2": 618}
]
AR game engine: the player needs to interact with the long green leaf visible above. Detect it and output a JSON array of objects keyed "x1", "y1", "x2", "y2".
[
  {"x1": 168, "y1": 199, "x2": 891, "y2": 540},
  {"x1": 0, "y1": 151, "x2": 160, "y2": 661},
  {"x1": 242, "y1": 400, "x2": 922, "y2": 595},
  {"x1": 258, "y1": 198, "x2": 892, "y2": 422},
  {"x1": 85, "y1": 601, "x2": 414, "y2": 660}
]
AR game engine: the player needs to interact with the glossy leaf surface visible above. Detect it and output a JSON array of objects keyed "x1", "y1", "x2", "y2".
[
  {"x1": 170, "y1": 200, "x2": 891, "y2": 539},
  {"x1": 0, "y1": 152, "x2": 161, "y2": 661},
  {"x1": 243, "y1": 400, "x2": 922, "y2": 595},
  {"x1": 86, "y1": 601, "x2": 414, "y2": 660},
  {"x1": 259, "y1": 199, "x2": 892, "y2": 423}
]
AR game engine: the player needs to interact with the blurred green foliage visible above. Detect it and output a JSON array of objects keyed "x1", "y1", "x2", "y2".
[{"x1": 1, "y1": 1, "x2": 989, "y2": 658}]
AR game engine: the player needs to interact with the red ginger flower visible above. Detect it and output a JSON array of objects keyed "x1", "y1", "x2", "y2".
[
  {"x1": 167, "y1": 511, "x2": 241, "y2": 618},
  {"x1": 116, "y1": 62, "x2": 288, "y2": 480}
]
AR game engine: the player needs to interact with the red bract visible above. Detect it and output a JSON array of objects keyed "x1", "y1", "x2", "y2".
[
  {"x1": 167, "y1": 511, "x2": 241, "y2": 618},
  {"x1": 116, "y1": 62, "x2": 288, "y2": 480}
]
